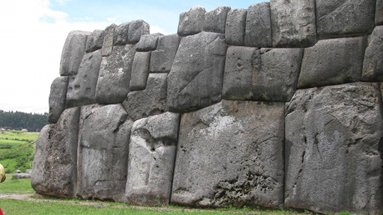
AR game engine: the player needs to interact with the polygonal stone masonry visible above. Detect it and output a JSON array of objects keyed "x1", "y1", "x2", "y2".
[
  {"x1": 362, "y1": 26, "x2": 383, "y2": 81},
  {"x1": 150, "y1": 34, "x2": 180, "y2": 73},
  {"x1": 48, "y1": 76, "x2": 68, "y2": 123},
  {"x1": 178, "y1": 7, "x2": 206, "y2": 36},
  {"x1": 225, "y1": 9, "x2": 247, "y2": 46},
  {"x1": 60, "y1": 31, "x2": 90, "y2": 76}
]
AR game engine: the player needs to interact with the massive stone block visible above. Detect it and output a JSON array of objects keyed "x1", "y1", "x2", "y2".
[
  {"x1": 128, "y1": 20, "x2": 150, "y2": 44},
  {"x1": 123, "y1": 73, "x2": 167, "y2": 121},
  {"x1": 32, "y1": 108, "x2": 80, "y2": 198},
  {"x1": 150, "y1": 34, "x2": 180, "y2": 73},
  {"x1": 86, "y1": 30, "x2": 104, "y2": 53},
  {"x1": 101, "y1": 24, "x2": 117, "y2": 57},
  {"x1": 203, "y1": 7, "x2": 230, "y2": 34},
  {"x1": 362, "y1": 26, "x2": 383, "y2": 81},
  {"x1": 225, "y1": 9, "x2": 247, "y2": 46},
  {"x1": 178, "y1": 7, "x2": 206, "y2": 36},
  {"x1": 223, "y1": 46, "x2": 303, "y2": 102},
  {"x1": 95, "y1": 45, "x2": 136, "y2": 104},
  {"x1": 244, "y1": 3, "x2": 272, "y2": 47},
  {"x1": 66, "y1": 50, "x2": 102, "y2": 107},
  {"x1": 285, "y1": 82, "x2": 383, "y2": 214},
  {"x1": 76, "y1": 104, "x2": 133, "y2": 201},
  {"x1": 298, "y1": 37, "x2": 366, "y2": 88},
  {"x1": 377, "y1": 0, "x2": 383, "y2": 25},
  {"x1": 49, "y1": 77, "x2": 68, "y2": 123},
  {"x1": 130, "y1": 52, "x2": 151, "y2": 91},
  {"x1": 60, "y1": 31, "x2": 89, "y2": 76},
  {"x1": 114, "y1": 23, "x2": 130, "y2": 46},
  {"x1": 316, "y1": 0, "x2": 375, "y2": 38},
  {"x1": 136, "y1": 33, "x2": 163, "y2": 52},
  {"x1": 167, "y1": 32, "x2": 227, "y2": 112},
  {"x1": 270, "y1": 0, "x2": 316, "y2": 47},
  {"x1": 126, "y1": 112, "x2": 179, "y2": 205},
  {"x1": 172, "y1": 100, "x2": 284, "y2": 208}
]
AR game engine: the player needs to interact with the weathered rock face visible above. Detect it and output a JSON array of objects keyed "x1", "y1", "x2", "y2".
[
  {"x1": 101, "y1": 24, "x2": 117, "y2": 57},
  {"x1": 114, "y1": 23, "x2": 130, "y2": 46},
  {"x1": 126, "y1": 112, "x2": 179, "y2": 205},
  {"x1": 362, "y1": 26, "x2": 383, "y2": 81},
  {"x1": 172, "y1": 100, "x2": 285, "y2": 208},
  {"x1": 316, "y1": 0, "x2": 375, "y2": 38},
  {"x1": 244, "y1": 3, "x2": 272, "y2": 47},
  {"x1": 123, "y1": 73, "x2": 168, "y2": 121},
  {"x1": 32, "y1": 108, "x2": 80, "y2": 198},
  {"x1": 178, "y1": 7, "x2": 206, "y2": 36},
  {"x1": 225, "y1": 9, "x2": 247, "y2": 46},
  {"x1": 285, "y1": 83, "x2": 383, "y2": 214},
  {"x1": 136, "y1": 33, "x2": 162, "y2": 52},
  {"x1": 66, "y1": 50, "x2": 102, "y2": 107},
  {"x1": 270, "y1": 0, "x2": 316, "y2": 47},
  {"x1": 130, "y1": 52, "x2": 151, "y2": 91},
  {"x1": 95, "y1": 45, "x2": 136, "y2": 104},
  {"x1": 60, "y1": 31, "x2": 89, "y2": 76},
  {"x1": 223, "y1": 46, "x2": 303, "y2": 102},
  {"x1": 76, "y1": 104, "x2": 133, "y2": 201},
  {"x1": 167, "y1": 32, "x2": 227, "y2": 112},
  {"x1": 86, "y1": 30, "x2": 104, "y2": 53},
  {"x1": 377, "y1": 0, "x2": 383, "y2": 25},
  {"x1": 203, "y1": 7, "x2": 230, "y2": 34},
  {"x1": 298, "y1": 37, "x2": 366, "y2": 88},
  {"x1": 150, "y1": 34, "x2": 180, "y2": 73},
  {"x1": 49, "y1": 77, "x2": 68, "y2": 123},
  {"x1": 128, "y1": 20, "x2": 150, "y2": 44}
]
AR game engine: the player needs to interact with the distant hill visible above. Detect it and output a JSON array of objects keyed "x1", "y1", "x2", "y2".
[{"x1": 0, "y1": 110, "x2": 48, "y2": 132}]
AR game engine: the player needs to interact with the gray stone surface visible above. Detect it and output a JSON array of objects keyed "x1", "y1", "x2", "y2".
[
  {"x1": 298, "y1": 37, "x2": 366, "y2": 88},
  {"x1": 377, "y1": 0, "x2": 383, "y2": 25},
  {"x1": 172, "y1": 100, "x2": 284, "y2": 208},
  {"x1": 252, "y1": 48, "x2": 303, "y2": 102},
  {"x1": 114, "y1": 23, "x2": 130, "y2": 45},
  {"x1": 244, "y1": 3, "x2": 272, "y2": 47},
  {"x1": 60, "y1": 31, "x2": 89, "y2": 76},
  {"x1": 150, "y1": 34, "x2": 180, "y2": 73},
  {"x1": 136, "y1": 33, "x2": 163, "y2": 52},
  {"x1": 66, "y1": 50, "x2": 102, "y2": 107},
  {"x1": 126, "y1": 112, "x2": 180, "y2": 205},
  {"x1": 225, "y1": 9, "x2": 247, "y2": 46},
  {"x1": 96, "y1": 45, "x2": 136, "y2": 104},
  {"x1": 285, "y1": 83, "x2": 383, "y2": 214},
  {"x1": 222, "y1": 46, "x2": 257, "y2": 100},
  {"x1": 362, "y1": 26, "x2": 383, "y2": 81},
  {"x1": 123, "y1": 73, "x2": 168, "y2": 121},
  {"x1": 203, "y1": 7, "x2": 230, "y2": 34},
  {"x1": 316, "y1": 0, "x2": 375, "y2": 38},
  {"x1": 178, "y1": 7, "x2": 206, "y2": 36},
  {"x1": 130, "y1": 52, "x2": 151, "y2": 91},
  {"x1": 32, "y1": 108, "x2": 80, "y2": 198},
  {"x1": 167, "y1": 32, "x2": 227, "y2": 112},
  {"x1": 101, "y1": 24, "x2": 117, "y2": 56},
  {"x1": 86, "y1": 30, "x2": 104, "y2": 53},
  {"x1": 270, "y1": 0, "x2": 316, "y2": 47},
  {"x1": 49, "y1": 76, "x2": 68, "y2": 123},
  {"x1": 77, "y1": 104, "x2": 133, "y2": 201},
  {"x1": 128, "y1": 20, "x2": 150, "y2": 44}
]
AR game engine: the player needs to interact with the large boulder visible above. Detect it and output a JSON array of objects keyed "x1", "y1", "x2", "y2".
[
  {"x1": 114, "y1": 23, "x2": 130, "y2": 46},
  {"x1": 66, "y1": 50, "x2": 102, "y2": 107},
  {"x1": 362, "y1": 26, "x2": 383, "y2": 81},
  {"x1": 101, "y1": 24, "x2": 117, "y2": 57},
  {"x1": 86, "y1": 30, "x2": 104, "y2": 53},
  {"x1": 167, "y1": 32, "x2": 227, "y2": 112},
  {"x1": 48, "y1": 77, "x2": 68, "y2": 123},
  {"x1": 76, "y1": 104, "x2": 133, "y2": 201},
  {"x1": 150, "y1": 34, "x2": 180, "y2": 73},
  {"x1": 225, "y1": 9, "x2": 247, "y2": 46},
  {"x1": 203, "y1": 7, "x2": 230, "y2": 34},
  {"x1": 123, "y1": 73, "x2": 168, "y2": 121},
  {"x1": 270, "y1": 0, "x2": 316, "y2": 47},
  {"x1": 244, "y1": 3, "x2": 272, "y2": 47},
  {"x1": 126, "y1": 112, "x2": 180, "y2": 205},
  {"x1": 285, "y1": 82, "x2": 383, "y2": 214},
  {"x1": 95, "y1": 45, "x2": 136, "y2": 104},
  {"x1": 136, "y1": 33, "x2": 163, "y2": 52},
  {"x1": 32, "y1": 108, "x2": 80, "y2": 198},
  {"x1": 298, "y1": 37, "x2": 366, "y2": 88},
  {"x1": 178, "y1": 7, "x2": 206, "y2": 36},
  {"x1": 172, "y1": 100, "x2": 285, "y2": 208},
  {"x1": 129, "y1": 52, "x2": 151, "y2": 91},
  {"x1": 128, "y1": 20, "x2": 150, "y2": 44},
  {"x1": 60, "y1": 31, "x2": 89, "y2": 76},
  {"x1": 316, "y1": 0, "x2": 375, "y2": 38}
]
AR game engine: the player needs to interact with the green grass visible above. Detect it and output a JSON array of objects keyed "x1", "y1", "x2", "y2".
[
  {"x1": 0, "y1": 130, "x2": 38, "y2": 173},
  {"x1": 0, "y1": 175, "x2": 34, "y2": 194}
]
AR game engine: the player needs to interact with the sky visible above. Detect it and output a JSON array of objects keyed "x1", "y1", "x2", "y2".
[{"x1": 0, "y1": 0, "x2": 265, "y2": 114}]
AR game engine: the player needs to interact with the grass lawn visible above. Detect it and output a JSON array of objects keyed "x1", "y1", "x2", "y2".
[{"x1": 0, "y1": 175, "x2": 34, "y2": 194}]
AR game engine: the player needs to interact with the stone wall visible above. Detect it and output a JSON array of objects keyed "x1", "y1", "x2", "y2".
[{"x1": 32, "y1": 0, "x2": 383, "y2": 214}]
